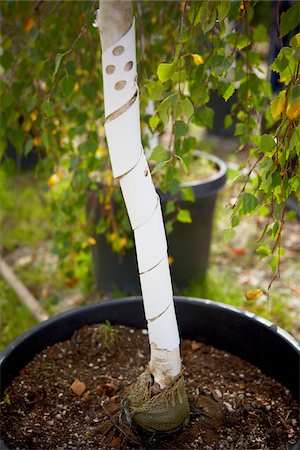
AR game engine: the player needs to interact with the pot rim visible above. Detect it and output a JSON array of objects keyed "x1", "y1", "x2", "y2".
[
  {"x1": 1, "y1": 296, "x2": 299, "y2": 363},
  {"x1": 180, "y1": 150, "x2": 227, "y2": 189},
  {"x1": 89, "y1": 151, "x2": 227, "y2": 195}
]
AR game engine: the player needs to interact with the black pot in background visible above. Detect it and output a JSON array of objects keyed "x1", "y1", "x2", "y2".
[
  {"x1": 1, "y1": 297, "x2": 299, "y2": 450},
  {"x1": 87, "y1": 152, "x2": 226, "y2": 294},
  {"x1": 207, "y1": 92, "x2": 237, "y2": 137}
]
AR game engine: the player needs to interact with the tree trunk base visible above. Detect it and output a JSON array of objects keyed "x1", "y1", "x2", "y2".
[{"x1": 124, "y1": 367, "x2": 190, "y2": 432}]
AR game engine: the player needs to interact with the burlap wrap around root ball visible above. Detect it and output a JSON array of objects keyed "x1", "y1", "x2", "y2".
[{"x1": 125, "y1": 367, "x2": 190, "y2": 432}]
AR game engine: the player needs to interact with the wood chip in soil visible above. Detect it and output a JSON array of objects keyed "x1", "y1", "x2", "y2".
[{"x1": 0, "y1": 324, "x2": 299, "y2": 449}]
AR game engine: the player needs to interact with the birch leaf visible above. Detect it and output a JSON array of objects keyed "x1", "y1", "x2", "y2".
[{"x1": 245, "y1": 289, "x2": 263, "y2": 301}]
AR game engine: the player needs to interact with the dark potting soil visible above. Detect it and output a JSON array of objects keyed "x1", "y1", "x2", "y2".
[{"x1": 1, "y1": 324, "x2": 299, "y2": 450}]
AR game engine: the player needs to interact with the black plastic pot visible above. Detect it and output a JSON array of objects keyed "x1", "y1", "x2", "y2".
[
  {"x1": 1, "y1": 297, "x2": 299, "y2": 450},
  {"x1": 88, "y1": 152, "x2": 226, "y2": 293}
]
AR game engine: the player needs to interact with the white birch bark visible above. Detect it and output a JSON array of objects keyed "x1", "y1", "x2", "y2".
[{"x1": 97, "y1": 0, "x2": 181, "y2": 389}]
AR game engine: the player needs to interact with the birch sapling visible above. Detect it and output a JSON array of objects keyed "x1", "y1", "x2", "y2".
[{"x1": 97, "y1": 0, "x2": 189, "y2": 432}]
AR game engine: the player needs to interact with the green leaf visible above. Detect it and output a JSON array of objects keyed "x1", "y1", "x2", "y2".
[
  {"x1": 165, "y1": 220, "x2": 173, "y2": 235},
  {"x1": 271, "y1": 221, "x2": 280, "y2": 239},
  {"x1": 195, "y1": 107, "x2": 214, "y2": 129},
  {"x1": 260, "y1": 134, "x2": 277, "y2": 155},
  {"x1": 253, "y1": 25, "x2": 268, "y2": 43},
  {"x1": 270, "y1": 47, "x2": 292, "y2": 73},
  {"x1": 227, "y1": 33, "x2": 251, "y2": 50},
  {"x1": 165, "y1": 200, "x2": 175, "y2": 215},
  {"x1": 158, "y1": 109, "x2": 169, "y2": 128},
  {"x1": 221, "y1": 83, "x2": 235, "y2": 102},
  {"x1": 1, "y1": 92, "x2": 14, "y2": 108},
  {"x1": 223, "y1": 228, "x2": 236, "y2": 243},
  {"x1": 151, "y1": 160, "x2": 169, "y2": 175},
  {"x1": 181, "y1": 187, "x2": 195, "y2": 203},
  {"x1": 290, "y1": 33, "x2": 300, "y2": 49},
  {"x1": 157, "y1": 63, "x2": 176, "y2": 83},
  {"x1": 224, "y1": 115, "x2": 233, "y2": 129},
  {"x1": 269, "y1": 255, "x2": 279, "y2": 274},
  {"x1": 238, "y1": 192, "x2": 260, "y2": 215},
  {"x1": 0, "y1": 51, "x2": 14, "y2": 70},
  {"x1": 54, "y1": 53, "x2": 64, "y2": 76},
  {"x1": 24, "y1": 139, "x2": 33, "y2": 155},
  {"x1": 202, "y1": 7, "x2": 217, "y2": 33},
  {"x1": 12, "y1": 82, "x2": 22, "y2": 98},
  {"x1": 61, "y1": 75, "x2": 75, "y2": 96},
  {"x1": 145, "y1": 81, "x2": 164, "y2": 101},
  {"x1": 280, "y1": 3, "x2": 300, "y2": 38},
  {"x1": 156, "y1": 93, "x2": 177, "y2": 112},
  {"x1": 8, "y1": 128, "x2": 24, "y2": 151},
  {"x1": 178, "y1": 97, "x2": 194, "y2": 120},
  {"x1": 82, "y1": 83, "x2": 96, "y2": 101},
  {"x1": 211, "y1": 55, "x2": 234, "y2": 76},
  {"x1": 149, "y1": 144, "x2": 168, "y2": 162},
  {"x1": 41, "y1": 101, "x2": 55, "y2": 118},
  {"x1": 175, "y1": 120, "x2": 188, "y2": 138},
  {"x1": 177, "y1": 209, "x2": 192, "y2": 223},
  {"x1": 289, "y1": 84, "x2": 300, "y2": 101},
  {"x1": 231, "y1": 214, "x2": 240, "y2": 227},
  {"x1": 271, "y1": 171, "x2": 282, "y2": 187},
  {"x1": 256, "y1": 245, "x2": 271, "y2": 258},
  {"x1": 176, "y1": 155, "x2": 188, "y2": 174},
  {"x1": 218, "y1": 1, "x2": 231, "y2": 20},
  {"x1": 149, "y1": 116, "x2": 160, "y2": 132},
  {"x1": 25, "y1": 97, "x2": 36, "y2": 113},
  {"x1": 190, "y1": 83, "x2": 210, "y2": 105}
]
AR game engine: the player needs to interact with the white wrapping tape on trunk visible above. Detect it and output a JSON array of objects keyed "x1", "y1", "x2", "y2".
[
  {"x1": 105, "y1": 97, "x2": 142, "y2": 178},
  {"x1": 134, "y1": 202, "x2": 167, "y2": 274},
  {"x1": 101, "y1": 19, "x2": 137, "y2": 118},
  {"x1": 140, "y1": 257, "x2": 173, "y2": 321},
  {"x1": 147, "y1": 301, "x2": 180, "y2": 350},
  {"x1": 119, "y1": 153, "x2": 157, "y2": 230}
]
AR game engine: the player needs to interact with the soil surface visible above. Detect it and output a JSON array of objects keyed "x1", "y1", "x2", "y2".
[{"x1": 1, "y1": 324, "x2": 299, "y2": 450}]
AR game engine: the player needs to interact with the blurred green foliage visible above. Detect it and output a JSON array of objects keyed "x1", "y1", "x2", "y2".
[
  {"x1": 0, "y1": 0, "x2": 299, "y2": 287},
  {"x1": 0, "y1": 279, "x2": 37, "y2": 351}
]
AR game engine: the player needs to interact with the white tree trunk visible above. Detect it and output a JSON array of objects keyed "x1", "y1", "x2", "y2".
[{"x1": 97, "y1": 0, "x2": 181, "y2": 389}]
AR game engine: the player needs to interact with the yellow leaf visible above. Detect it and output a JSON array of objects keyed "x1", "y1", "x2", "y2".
[
  {"x1": 95, "y1": 147, "x2": 106, "y2": 159},
  {"x1": 32, "y1": 136, "x2": 41, "y2": 147},
  {"x1": 286, "y1": 97, "x2": 300, "y2": 120},
  {"x1": 47, "y1": 174, "x2": 60, "y2": 187},
  {"x1": 191, "y1": 53, "x2": 204, "y2": 65},
  {"x1": 30, "y1": 112, "x2": 37, "y2": 122},
  {"x1": 24, "y1": 18, "x2": 35, "y2": 33},
  {"x1": 270, "y1": 92, "x2": 286, "y2": 119},
  {"x1": 108, "y1": 232, "x2": 116, "y2": 242},
  {"x1": 22, "y1": 120, "x2": 32, "y2": 133},
  {"x1": 74, "y1": 82, "x2": 79, "y2": 93},
  {"x1": 245, "y1": 289, "x2": 263, "y2": 301},
  {"x1": 88, "y1": 237, "x2": 96, "y2": 245},
  {"x1": 168, "y1": 255, "x2": 174, "y2": 265},
  {"x1": 119, "y1": 237, "x2": 127, "y2": 250}
]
